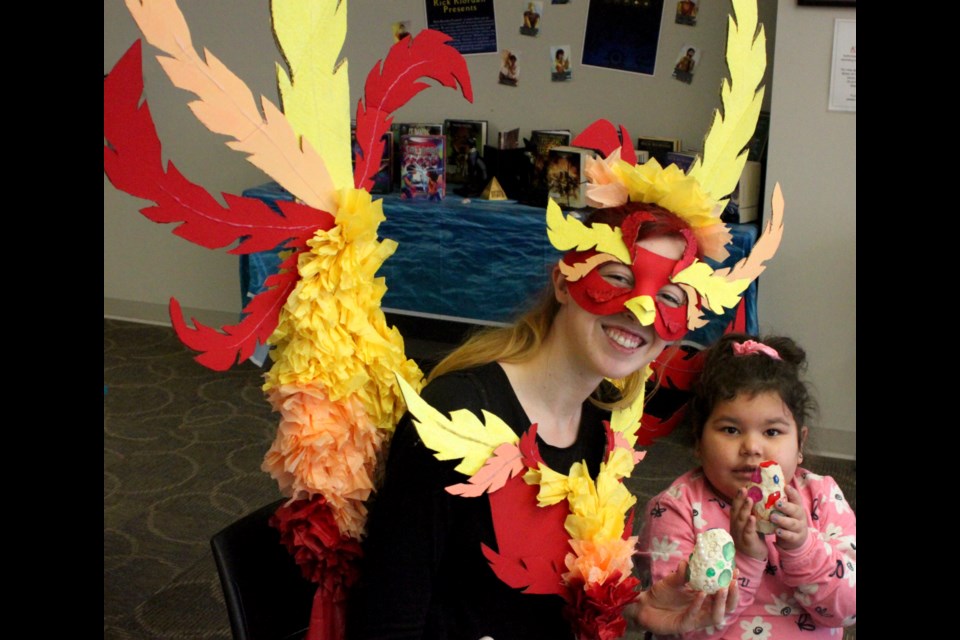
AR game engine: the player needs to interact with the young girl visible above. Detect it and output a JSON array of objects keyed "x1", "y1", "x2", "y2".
[{"x1": 639, "y1": 334, "x2": 856, "y2": 638}]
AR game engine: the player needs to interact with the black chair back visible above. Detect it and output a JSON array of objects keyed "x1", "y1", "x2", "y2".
[{"x1": 210, "y1": 500, "x2": 316, "y2": 640}]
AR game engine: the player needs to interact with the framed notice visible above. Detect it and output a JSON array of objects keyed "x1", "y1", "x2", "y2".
[
  {"x1": 425, "y1": 0, "x2": 497, "y2": 55},
  {"x1": 581, "y1": 0, "x2": 664, "y2": 76},
  {"x1": 828, "y1": 19, "x2": 856, "y2": 112}
]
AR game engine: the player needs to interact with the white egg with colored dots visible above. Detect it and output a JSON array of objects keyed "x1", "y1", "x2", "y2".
[
  {"x1": 746, "y1": 461, "x2": 784, "y2": 534},
  {"x1": 686, "y1": 528, "x2": 736, "y2": 594}
]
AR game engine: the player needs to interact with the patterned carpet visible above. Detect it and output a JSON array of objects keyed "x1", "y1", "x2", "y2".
[{"x1": 103, "y1": 318, "x2": 855, "y2": 639}]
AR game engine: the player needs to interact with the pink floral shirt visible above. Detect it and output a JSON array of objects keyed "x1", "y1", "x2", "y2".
[{"x1": 638, "y1": 468, "x2": 856, "y2": 639}]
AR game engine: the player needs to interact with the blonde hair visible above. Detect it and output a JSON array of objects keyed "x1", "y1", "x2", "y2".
[
  {"x1": 429, "y1": 202, "x2": 697, "y2": 410},
  {"x1": 426, "y1": 282, "x2": 651, "y2": 411}
]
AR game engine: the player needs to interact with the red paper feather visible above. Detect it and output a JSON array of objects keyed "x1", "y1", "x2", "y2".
[
  {"x1": 446, "y1": 442, "x2": 525, "y2": 497},
  {"x1": 572, "y1": 119, "x2": 637, "y2": 165},
  {"x1": 170, "y1": 253, "x2": 299, "y2": 371},
  {"x1": 636, "y1": 410, "x2": 684, "y2": 447},
  {"x1": 353, "y1": 30, "x2": 473, "y2": 190},
  {"x1": 518, "y1": 424, "x2": 543, "y2": 469},
  {"x1": 104, "y1": 41, "x2": 332, "y2": 256},
  {"x1": 652, "y1": 345, "x2": 706, "y2": 392},
  {"x1": 482, "y1": 475, "x2": 570, "y2": 596}
]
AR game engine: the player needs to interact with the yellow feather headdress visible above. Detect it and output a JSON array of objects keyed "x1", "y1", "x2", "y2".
[{"x1": 574, "y1": 0, "x2": 768, "y2": 264}]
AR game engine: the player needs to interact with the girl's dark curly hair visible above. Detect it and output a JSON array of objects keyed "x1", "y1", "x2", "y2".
[{"x1": 687, "y1": 333, "x2": 817, "y2": 444}]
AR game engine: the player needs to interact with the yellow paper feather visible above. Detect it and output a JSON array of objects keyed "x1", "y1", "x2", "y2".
[
  {"x1": 125, "y1": 0, "x2": 336, "y2": 212},
  {"x1": 673, "y1": 184, "x2": 784, "y2": 313},
  {"x1": 273, "y1": 0, "x2": 353, "y2": 190},
  {"x1": 395, "y1": 375, "x2": 519, "y2": 476},
  {"x1": 688, "y1": 0, "x2": 766, "y2": 204},
  {"x1": 558, "y1": 254, "x2": 617, "y2": 283},
  {"x1": 546, "y1": 199, "x2": 630, "y2": 264},
  {"x1": 672, "y1": 262, "x2": 747, "y2": 315},
  {"x1": 609, "y1": 365, "x2": 651, "y2": 445},
  {"x1": 713, "y1": 183, "x2": 785, "y2": 287}
]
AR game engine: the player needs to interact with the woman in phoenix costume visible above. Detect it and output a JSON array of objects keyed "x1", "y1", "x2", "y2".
[{"x1": 103, "y1": 1, "x2": 783, "y2": 638}]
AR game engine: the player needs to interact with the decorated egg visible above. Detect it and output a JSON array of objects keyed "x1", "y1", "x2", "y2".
[
  {"x1": 686, "y1": 528, "x2": 736, "y2": 594},
  {"x1": 746, "y1": 460, "x2": 783, "y2": 534}
]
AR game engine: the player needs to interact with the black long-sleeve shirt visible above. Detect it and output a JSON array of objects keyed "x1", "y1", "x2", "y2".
[{"x1": 347, "y1": 362, "x2": 610, "y2": 640}]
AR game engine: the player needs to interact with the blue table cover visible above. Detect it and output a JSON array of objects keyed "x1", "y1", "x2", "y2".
[{"x1": 239, "y1": 183, "x2": 758, "y2": 346}]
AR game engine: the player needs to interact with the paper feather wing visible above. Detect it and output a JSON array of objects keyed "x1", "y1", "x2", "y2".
[
  {"x1": 273, "y1": 0, "x2": 353, "y2": 190},
  {"x1": 354, "y1": 30, "x2": 473, "y2": 191},
  {"x1": 395, "y1": 375, "x2": 519, "y2": 476},
  {"x1": 104, "y1": 41, "x2": 331, "y2": 255},
  {"x1": 546, "y1": 200, "x2": 631, "y2": 264},
  {"x1": 125, "y1": 0, "x2": 336, "y2": 212},
  {"x1": 688, "y1": 0, "x2": 766, "y2": 204}
]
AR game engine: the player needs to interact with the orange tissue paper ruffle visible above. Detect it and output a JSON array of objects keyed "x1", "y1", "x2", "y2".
[
  {"x1": 563, "y1": 536, "x2": 638, "y2": 587},
  {"x1": 263, "y1": 383, "x2": 384, "y2": 539}
]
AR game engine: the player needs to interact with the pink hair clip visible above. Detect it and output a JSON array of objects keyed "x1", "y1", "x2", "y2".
[{"x1": 732, "y1": 340, "x2": 782, "y2": 360}]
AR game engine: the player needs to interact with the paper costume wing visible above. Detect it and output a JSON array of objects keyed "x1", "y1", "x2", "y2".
[
  {"x1": 394, "y1": 375, "x2": 519, "y2": 477},
  {"x1": 124, "y1": 0, "x2": 337, "y2": 212},
  {"x1": 354, "y1": 30, "x2": 472, "y2": 191},
  {"x1": 104, "y1": 41, "x2": 335, "y2": 370}
]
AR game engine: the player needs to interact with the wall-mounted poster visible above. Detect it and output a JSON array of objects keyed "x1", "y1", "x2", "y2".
[
  {"x1": 671, "y1": 44, "x2": 700, "y2": 84},
  {"x1": 581, "y1": 0, "x2": 664, "y2": 76},
  {"x1": 520, "y1": 2, "x2": 543, "y2": 37},
  {"x1": 551, "y1": 46, "x2": 572, "y2": 81},
  {"x1": 425, "y1": 0, "x2": 498, "y2": 55},
  {"x1": 675, "y1": 0, "x2": 699, "y2": 26}
]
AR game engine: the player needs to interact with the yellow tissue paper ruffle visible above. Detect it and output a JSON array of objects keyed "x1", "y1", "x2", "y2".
[
  {"x1": 525, "y1": 463, "x2": 573, "y2": 507},
  {"x1": 554, "y1": 447, "x2": 639, "y2": 591},
  {"x1": 583, "y1": 154, "x2": 732, "y2": 262},
  {"x1": 262, "y1": 383, "x2": 383, "y2": 539},
  {"x1": 264, "y1": 187, "x2": 423, "y2": 432},
  {"x1": 565, "y1": 458, "x2": 637, "y2": 544}
]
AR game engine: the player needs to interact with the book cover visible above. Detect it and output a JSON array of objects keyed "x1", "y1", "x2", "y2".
[
  {"x1": 665, "y1": 150, "x2": 698, "y2": 173},
  {"x1": 370, "y1": 131, "x2": 394, "y2": 194},
  {"x1": 399, "y1": 135, "x2": 445, "y2": 200},
  {"x1": 636, "y1": 136, "x2": 681, "y2": 166},
  {"x1": 722, "y1": 160, "x2": 761, "y2": 224},
  {"x1": 444, "y1": 119, "x2": 488, "y2": 184},
  {"x1": 392, "y1": 122, "x2": 444, "y2": 137},
  {"x1": 391, "y1": 123, "x2": 443, "y2": 185},
  {"x1": 529, "y1": 129, "x2": 572, "y2": 192},
  {"x1": 546, "y1": 145, "x2": 597, "y2": 209},
  {"x1": 351, "y1": 125, "x2": 394, "y2": 194},
  {"x1": 747, "y1": 110, "x2": 771, "y2": 162},
  {"x1": 498, "y1": 127, "x2": 520, "y2": 150},
  {"x1": 633, "y1": 149, "x2": 650, "y2": 164}
]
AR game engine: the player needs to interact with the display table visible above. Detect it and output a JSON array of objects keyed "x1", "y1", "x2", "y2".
[{"x1": 240, "y1": 183, "x2": 758, "y2": 346}]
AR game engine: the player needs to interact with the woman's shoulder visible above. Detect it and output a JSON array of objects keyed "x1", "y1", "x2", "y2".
[{"x1": 421, "y1": 362, "x2": 510, "y2": 415}]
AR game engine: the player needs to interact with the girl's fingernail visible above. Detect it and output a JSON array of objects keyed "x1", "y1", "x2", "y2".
[
  {"x1": 776, "y1": 500, "x2": 783, "y2": 508},
  {"x1": 776, "y1": 528, "x2": 784, "y2": 536}
]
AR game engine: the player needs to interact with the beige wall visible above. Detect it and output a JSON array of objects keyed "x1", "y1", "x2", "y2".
[
  {"x1": 761, "y1": 2, "x2": 855, "y2": 459},
  {"x1": 104, "y1": 1, "x2": 854, "y2": 457}
]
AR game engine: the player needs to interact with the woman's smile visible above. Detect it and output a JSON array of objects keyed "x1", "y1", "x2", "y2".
[{"x1": 602, "y1": 323, "x2": 646, "y2": 351}]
